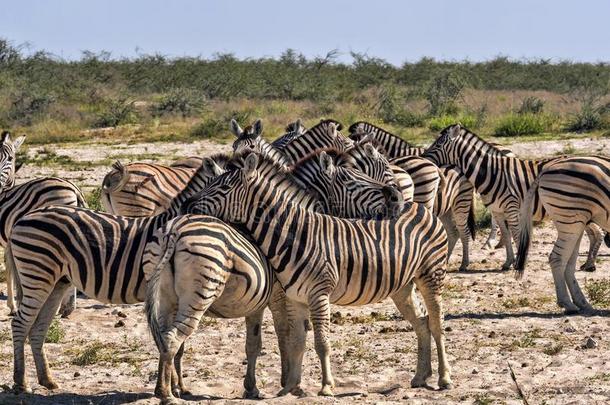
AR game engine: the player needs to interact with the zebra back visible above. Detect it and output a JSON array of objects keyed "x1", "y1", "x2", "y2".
[{"x1": 101, "y1": 154, "x2": 229, "y2": 217}]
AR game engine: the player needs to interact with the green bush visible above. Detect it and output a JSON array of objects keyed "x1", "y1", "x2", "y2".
[
  {"x1": 428, "y1": 114, "x2": 478, "y2": 132},
  {"x1": 517, "y1": 96, "x2": 545, "y2": 115},
  {"x1": 94, "y1": 98, "x2": 138, "y2": 128},
  {"x1": 151, "y1": 88, "x2": 206, "y2": 118},
  {"x1": 565, "y1": 102, "x2": 610, "y2": 132},
  {"x1": 424, "y1": 71, "x2": 466, "y2": 116},
  {"x1": 86, "y1": 187, "x2": 103, "y2": 211},
  {"x1": 45, "y1": 319, "x2": 65, "y2": 343},
  {"x1": 494, "y1": 113, "x2": 551, "y2": 136}
]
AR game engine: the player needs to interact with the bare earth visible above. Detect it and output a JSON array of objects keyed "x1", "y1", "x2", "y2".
[{"x1": 0, "y1": 136, "x2": 609, "y2": 404}]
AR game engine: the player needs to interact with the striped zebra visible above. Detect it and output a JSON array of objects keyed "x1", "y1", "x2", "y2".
[
  {"x1": 187, "y1": 152, "x2": 452, "y2": 396},
  {"x1": 515, "y1": 156, "x2": 610, "y2": 313},
  {"x1": 0, "y1": 133, "x2": 87, "y2": 317},
  {"x1": 143, "y1": 214, "x2": 286, "y2": 400},
  {"x1": 101, "y1": 154, "x2": 229, "y2": 217},
  {"x1": 280, "y1": 119, "x2": 353, "y2": 164},
  {"x1": 271, "y1": 119, "x2": 306, "y2": 149},
  {"x1": 231, "y1": 119, "x2": 291, "y2": 166},
  {"x1": 424, "y1": 124, "x2": 605, "y2": 271}
]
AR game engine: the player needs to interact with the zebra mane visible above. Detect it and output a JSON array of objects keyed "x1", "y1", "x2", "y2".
[
  {"x1": 348, "y1": 121, "x2": 415, "y2": 146},
  {"x1": 312, "y1": 119, "x2": 344, "y2": 132},
  {"x1": 230, "y1": 151, "x2": 320, "y2": 202},
  {"x1": 207, "y1": 152, "x2": 231, "y2": 169},
  {"x1": 289, "y1": 147, "x2": 343, "y2": 170},
  {"x1": 440, "y1": 124, "x2": 509, "y2": 155},
  {"x1": 352, "y1": 137, "x2": 389, "y2": 157}
]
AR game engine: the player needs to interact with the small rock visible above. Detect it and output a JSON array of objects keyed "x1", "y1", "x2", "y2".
[
  {"x1": 74, "y1": 371, "x2": 81, "y2": 377},
  {"x1": 361, "y1": 392, "x2": 368, "y2": 398},
  {"x1": 378, "y1": 384, "x2": 401, "y2": 395},
  {"x1": 584, "y1": 337, "x2": 598, "y2": 349},
  {"x1": 564, "y1": 326, "x2": 576, "y2": 333},
  {"x1": 481, "y1": 259, "x2": 487, "y2": 264},
  {"x1": 488, "y1": 331, "x2": 497, "y2": 338},
  {"x1": 114, "y1": 320, "x2": 125, "y2": 328},
  {"x1": 445, "y1": 326, "x2": 452, "y2": 332},
  {"x1": 117, "y1": 311, "x2": 127, "y2": 318},
  {"x1": 497, "y1": 293, "x2": 504, "y2": 298},
  {"x1": 557, "y1": 388, "x2": 564, "y2": 394},
  {"x1": 105, "y1": 373, "x2": 111, "y2": 377},
  {"x1": 521, "y1": 362, "x2": 528, "y2": 368},
  {"x1": 471, "y1": 368, "x2": 479, "y2": 374}
]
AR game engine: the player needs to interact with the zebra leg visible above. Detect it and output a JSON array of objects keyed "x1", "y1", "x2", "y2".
[
  {"x1": 278, "y1": 299, "x2": 309, "y2": 397},
  {"x1": 172, "y1": 343, "x2": 190, "y2": 397},
  {"x1": 243, "y1": 309, "x2": 265, "y2": 398},
  {"x1": 309, "y1": 294, "x2": 334, "y2": 396},
  {"x1": 548, "y1": 227, "x2": 581, "y2": 314},
  {"x1": 58, "y1": 287, "x2": 77, "y2": 318},
  {"x1": 439, "y1": 214, "x2": 459, "y2": 266},
  {"x1": 484, "y1": 215, "x2": 499, "y2": 250},
  {"x1": 390, "y1": 282, "x2": 432, "y2": 387},
  {"x1": 5, "y1": 245, "x2": 17, "y2": 315},
  {"x1": 563, "y1": 231, "x2": 594, "y2": 312},
  {"x1": 451, "y1": 208, "x2": 472, "y2": 272},
  {"x1": 496, "y1": 216, "x2": 514, "y2": 270},
  {"x1": 415, "y1": 276, "x2": 452, "y2": 390},
  {"x1": 580, "y1": 224, "x2": 603, "y2": 272},
  {"x1": 12, "y1": 279, "x2": 59, "y2": 393},
  {"x1": 268, "y1": 282, "x2": 290, "y2": 389},
  {"x1": 28, "y1": 280, "x2": 72, "y2": 390}
]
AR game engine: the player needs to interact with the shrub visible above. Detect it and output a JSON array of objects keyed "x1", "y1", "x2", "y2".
[
  {"x1": 428, "y1": 114, "x2": 478, "y2": 132},
  {"x1": 94, "y1": 98, "x2": 138, "y2": 128},
  {"x1": 45, "y1": 319, "x2": 65, "y2": 343},
  {"x1": 585, "y1": 279, "x2": 610, "y2": 308},
  {"x1": 86, "y1": 187, "x2": 103, "y2": 211},
  {"x1": 565, "y1": 101, "x2": 610, "y2": 132},
  {"x1": 6, "y1": 89, "x2": 55, "y2": 125},
  {"x1": 517, "y1": 96, "x2": 545, "y2": 115},
  {"x1": 494, "y1": 113, "x2": 551, "y2": 136},
  {"x1": 71, "y1": 341, "x2": 110, "y2": 366},
  {"x1": 424, "y1": 71, "x2": 466, "y2": 116},
  {"x1": 151, "y1": 88, "x2": 206, "y2": 118}
]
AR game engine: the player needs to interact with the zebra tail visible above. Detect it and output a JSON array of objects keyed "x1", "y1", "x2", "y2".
[
  {"x1": 604, "y1": 232, "x2": 610, "y2": 248},
  {"x1": 515, "y1": 177, "x2": 541, "y2": 279},
  {"x1": 468, "y1": 199, "x2": 476, "y2": 241},
  {"x1": 102, "y1": 161, "x2": 131, "y2": 193},
  {"x1": 144, "y1": 227, "x2": 179, "y2": 354}
]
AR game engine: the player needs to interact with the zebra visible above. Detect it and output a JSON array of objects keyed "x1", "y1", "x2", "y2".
[
  {"x1": 9, "y1": 157, "x2": 230, "y2": 394},
  {"x1": 423, "y1": 124, "x2": 605, "y2": 271},
  {"x1": 186, "y1": 152, "x2": 452, "y2": 396},
  {"x1": 515, "y1": 155, "x2": 610, "y2": 313},
  {"x1": 143, "y1": 214, "x2": 287, "y2": 400},
  {"x1": 101, "y1": 154, "x2": 229, "y2": 217},
  {"x1": 0, "y1": 132, "x2": 87, "y2": 317},
  {"x1": 231, "y1": 118, "x2": 291, "y2": 166},
  {"x1": 271, "y1": 119, "x2": 307, "y2": 149}
]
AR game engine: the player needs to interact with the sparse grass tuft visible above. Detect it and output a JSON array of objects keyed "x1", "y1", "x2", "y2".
[
  {"x1": 473, "y1": 393, "x2": 494, "y2": 405},
  {"x1": 71, "y1": 341, "x2": 111, "y2": 366},
  {"x1": 509, "y1": 328, "x2": 542, "y2": 350},
  {"x1": 45, "y1": 319, "x2": 65, "y2": 343},
  {"x1": 585, "y1": 279, "x2": 610, "y2": 308},
  {"x1": 0, "y1": 329, "x2": 11, "y2": 343},
  {"x1": 543, "y1": 343, "x2": 563, "y2": 356}
]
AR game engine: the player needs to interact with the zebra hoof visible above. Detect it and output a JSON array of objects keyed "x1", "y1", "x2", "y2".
[
  {"x1": 39, "y1": 378, "x2": 59, "y2": 390},
  {"x1": 438, "y1": 377, "x2": 453, "y2": 390},
  {"x1": 318, "y1": 385, "x2": 334, "y2": 396},
  {"x1": 243, "y1": 388, "x2": 262, "y2": 399},
  {"x1": 12, "y1": 383, "x2": 32, "y2": 394},
  {"x1": 580, "y1": 264, "x2": 596, "y2": 272}
]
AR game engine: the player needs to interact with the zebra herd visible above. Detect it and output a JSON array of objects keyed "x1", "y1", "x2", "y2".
[{"x1": 0, "y1": 119, "x2": 608, "y2": 402}]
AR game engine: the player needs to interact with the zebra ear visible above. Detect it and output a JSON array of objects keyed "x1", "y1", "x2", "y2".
[
  {"x1": 319, "y1": 151, "x2": 335, "y2": 176},
  {"x1": 201, "y1": 157, "x2": 223, "y2": 177},
  {"x1": 230, "y1": 119, "x2": 243, "y2": 138},
  {"x1": 363, "y1": 143, "x2": 379, "y2": 159},
  {"x1": 253, "y1": 119, "x2": 263, "y2": 137},
  {"x1": 1, "y1": 131, "x2": 10, "y2": 144},
  {"x1": 242, "y1": 152, "x2": 259, "y2": 181},
  {"x1": 327, "y1": 123, "x2": 337, "y2": 138},
  {"x1": 448, "y1": 124, "x2": 461, "y2": 140},
  {"x1": 12, "y1": 135, "x2": 26, "y2": 151},
  {"x1": 295, "y1": 118, "x2": 304, "y2": 134},
  {"x1": 14, "y1": 162, "x2": 23, "y2": 173}
]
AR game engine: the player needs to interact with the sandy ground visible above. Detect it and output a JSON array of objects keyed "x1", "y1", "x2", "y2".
[{"x1": 0, "y1": 136, "x2": 608, "y2": 404}]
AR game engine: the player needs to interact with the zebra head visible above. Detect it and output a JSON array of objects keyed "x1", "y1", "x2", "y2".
[
  {"x1": 339, "y1": 139, "x2": 397, "y2": 189},
  {"x1": 316, "y1": 151, "x2": 403, "y2": 219},
  {"x1": 422, "y1": 124, "x2": 465, "y2": 166},
  {"x1": 285, "y1": 118, "x2": 306, "y2": 136},
  {"x1": 0, "y1": 131, "x2": 26, "y2": 193},
  {"x1": 347, "y1": 122, "x2": 369, "y2": 143},
  {"x1": 231, "y1": 118, "x2": 264, "y2": 154}
]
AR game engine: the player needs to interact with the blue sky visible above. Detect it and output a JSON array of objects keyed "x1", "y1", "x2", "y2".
[{"x1": 3, "y1": 0, "x2": 609, "y2": 64}]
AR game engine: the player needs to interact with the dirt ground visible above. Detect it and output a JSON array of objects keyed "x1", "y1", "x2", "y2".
[{"x1": 0, "y1": 136, "x2": 609, "y2": 404}]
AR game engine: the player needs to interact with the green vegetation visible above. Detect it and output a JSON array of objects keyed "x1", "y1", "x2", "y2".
[
  {"x1": 2, "y1": 38, "x2": 610, "y2": 144},
  {"x1": 585, "y1": 279, "x2": 610, "y2": 308},
  {"x1": 85, "y1": 187, "x2": 104, "y2": 211},
  {"x1": 45, "y1": 319, "x2": 65, "y2": 343}
]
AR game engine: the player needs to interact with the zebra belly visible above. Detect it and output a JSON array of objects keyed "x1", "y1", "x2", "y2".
[{"x1": 205, "y1": 269, "x2": 272, "y2": 318}]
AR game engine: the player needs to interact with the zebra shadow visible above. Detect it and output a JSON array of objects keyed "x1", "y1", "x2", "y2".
[
  {"x1": 0, "y1": 390, "x2": 153, "y2": 405},
  {"x1": 446, "y1": 309, "x2": 610, "y2": 321}
]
